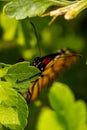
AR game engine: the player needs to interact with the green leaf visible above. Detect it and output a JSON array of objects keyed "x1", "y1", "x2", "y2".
[
  {"x1": 67, "y1": 100, "x2": 87, "y2": 130},
  {"x1": 48, "y1": 82, "x2": 75, "y2": 112},
  {"x1": 37, "y1": 107, "x2": 64, "y2": 130},
  {"x1": 4, "y1": 0, "x2": 53, "y2": 19},
  {"x1": 5, "y1": 61, "x2": 40, "y2": 93},
  {"x1": 0, "y1": 81, "x2": 28, "y2": 130},
  {"x1": 0, "y1": 63, "x2": 11, "y2": 78},
  {"x1": 48, "y1": 82, "x2": 87, "y2": 130},
  {"x1": 37, "y1": 82, "x2": 87, "y2": 130}
]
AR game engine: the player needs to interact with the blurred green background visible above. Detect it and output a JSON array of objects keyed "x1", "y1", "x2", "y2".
[
  {"x1": 0, "y1": 9, "x2": 87, "y2": 102},
  {"x1": 0, "y1": 2, "x2": 87, "y2": 130}
]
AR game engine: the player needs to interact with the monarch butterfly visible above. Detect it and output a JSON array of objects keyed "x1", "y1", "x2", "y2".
[{"x1": 20, "y1": 48, "x2": 80, "y2": 101}]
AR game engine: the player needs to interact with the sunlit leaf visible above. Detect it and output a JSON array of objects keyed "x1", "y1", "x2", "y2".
[
  {"x1": 48, "y1": 82, "x2": 87, "y2": 130},
  {"x1": 4, "y1": 0, "x2": 53, "y2": 19},
  {"x1": 37, "y1": 107, "x2": 64, "y2": 130},
  {"x1": 0, "y1": 63, "x2": 11, "y2": 78},
  {"x1": 37, "y1": 82, "x2": 87, "y2": 130},
  {"x1": 48, "y1": 82, "x2": 75, "y2": 112},
  {"x1": 5, "y1": 61, "x2": 40, "y2": 92},
  {"x1": 0, "y1": 81, "x2": 28, "y2": 130}
]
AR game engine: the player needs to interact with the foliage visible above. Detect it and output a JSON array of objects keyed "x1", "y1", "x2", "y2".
[
  {"x1": 0, "y1": 0, "x2": 87, "y2": 130},
  {"x1": 5, "y1": 62, "x2": 40, "y2": 92},
  {"x1": 3, "y1": 0, "x2": 87, "y2": 23},
  {"x1": 0, "y1": 81, "x2": 28, "y2": 130},
  {"x1": 37, "y1": 82, "x2": 87, "y2": 130},
  {"x1": 0, "y1": 62, "x2": 40, "y2": 130}
]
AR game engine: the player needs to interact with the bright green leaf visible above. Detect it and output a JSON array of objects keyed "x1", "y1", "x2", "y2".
[
  {"x1": 5, "y1": 61, "x2": 40, "y2": 92},
  {"x1": 48, "y1": 82, "x2": 87, "y2": 130},
  {"x1": 0, "y1": 63, "x2": 11, "y2": 69},
  {"x1": 37, "y1": 107, "x2": 64, "y2": 130},
  {"x1": 37, "y1": 82, "x2": 87, "y2": 130},
  {"x1": 4, "y1": 0, "x2": 53, "y2": 19},
  {"x1": 0, "y1": 81, "x2": 28, "y2": 130},
  {"x1": 67, "y1": 100, "x2": 87, "y2": 130},
  {"x1": 48, "y1": 82, "x2": 75, "y2": 112},
  {"x1": 0, "y1": 63, "x2": 10, "y2": 78}
]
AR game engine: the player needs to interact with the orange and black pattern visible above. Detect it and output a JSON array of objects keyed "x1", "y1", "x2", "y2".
[{"x1": 23, "y1": 48, "x2": 80, "y2": 101}]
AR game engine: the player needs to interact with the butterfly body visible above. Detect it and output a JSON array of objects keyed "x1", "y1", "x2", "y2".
[{"x1": 23, "y1": 48, "x2": 80, "y2": 101}]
